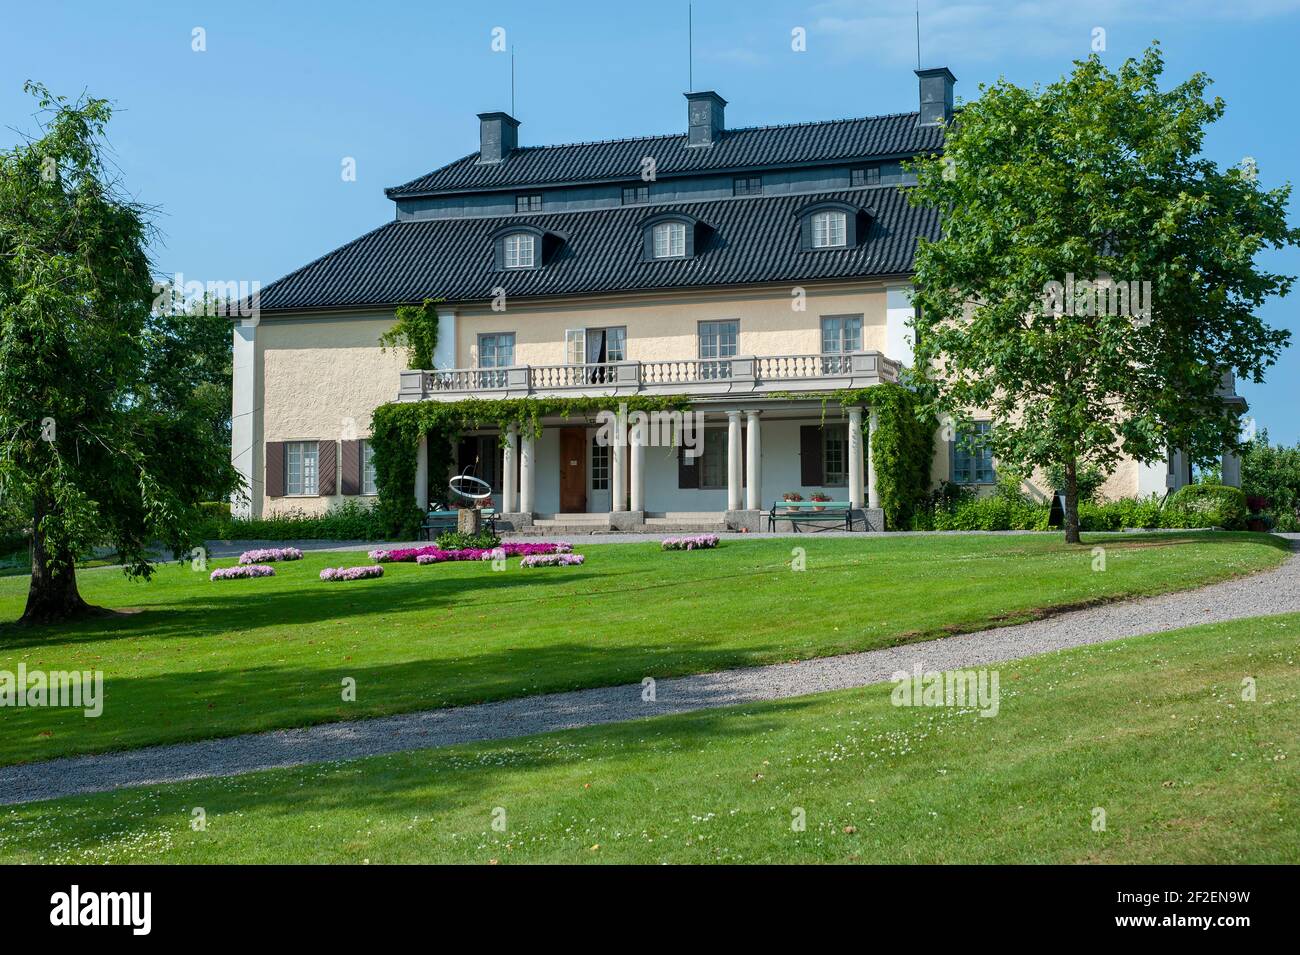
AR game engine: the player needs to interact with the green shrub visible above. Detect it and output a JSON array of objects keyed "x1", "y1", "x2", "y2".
[
  {"x1": 199, "y1": 499, "x2": 390, "y2": 542},
  {"x1": 1166, "y1": 483, "x2": 1249, "y2": 530},
  {"x1": 930, "y1": 496, "x2": 1050, "y2": 531},
  {"x1": 1078, "y1": 497, "x2": 1164, "y2": 531},
  {"x1": 1044, "y1": 463, "x2": 1107, "y2": 503},
  {"x1": 434, "y1": 528, "x2": 501, "y2": 550}
]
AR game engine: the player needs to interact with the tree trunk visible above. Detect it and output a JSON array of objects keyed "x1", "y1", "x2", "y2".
[
  {"x1": 1063, "y1": 455, "x2": 1082, "y2": 545},
  {"x1": 19, "y1": 494, "x2": 100, "y2": 625}
]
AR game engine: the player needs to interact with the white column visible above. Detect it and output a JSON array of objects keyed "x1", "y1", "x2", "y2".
[
  {"x1": 745, "y1": 411, "x2": 762, "y2": 510},
  {"x1": 630, "y1": 414, "x2": 646, "y2": 512},
  {"x1": 726, "y1": 411, "x2": 743, "y2": 512},
  {"x1": 231, "y1": 320, "x2": 257, "y2": 518},
  {"x1": 503, "y1": 424, "x2": 519, "y2": 512},
  {"x1": 414, "y1": 434, "x2": 429, "y2": 511},
  {"x1": 520, "y1": 428, "x2": 535, "y2": 515},
  {"x1": 611, "y1": 414, "x2": 627, "y2": 512},
  {"x1": 866, "y1": 408, "x2": 880, "y2": 509},
  {"x1": 848, "y1": 407, "x2": 864, "y2": 508},
  {"x1": 1222, "y1": 448, "x2": 1242, "y2": 488}
]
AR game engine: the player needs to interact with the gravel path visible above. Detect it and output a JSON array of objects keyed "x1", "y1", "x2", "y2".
[{"x1": 4, "y1": 543, "x2": 1297, "y2": 806}]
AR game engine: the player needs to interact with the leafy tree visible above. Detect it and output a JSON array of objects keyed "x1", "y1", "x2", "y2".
[
  {"x1": 908, "y1": 45, "x2": 1297, "y2": 542},
  {"x1": 0, "y1": 83, "x2": 240, "y2": 624},
  {"x1": 1241, "y1": 428, "x2": 1300, "y2": 523}
]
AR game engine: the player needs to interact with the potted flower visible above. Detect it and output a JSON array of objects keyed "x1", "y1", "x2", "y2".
[
  {"x1": 809, "y1": 492, "x2": 832, "y2": 511},
  {"x1": 782, "y1": 491, "x2": 803, "y2": 513}
]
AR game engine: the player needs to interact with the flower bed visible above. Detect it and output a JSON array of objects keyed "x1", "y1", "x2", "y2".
[
  {"x1": 519, "y1": 553, "x2": 585, "y2": 568},
  {"x1": 319, "y1": 565, "x2": 384, "y2": 582},
  {"x1": 210, "y1": 564, "x2": 275, "y2": 581},
  {"x1": 661, "y1": 535, "x2": 720, "y2": 551},
  {"x1": 238, "y1": 547, "x2": 304, "y2": 564},
  {"x1": 372, "y1": 541, "x2": 572, "y2": 563}
]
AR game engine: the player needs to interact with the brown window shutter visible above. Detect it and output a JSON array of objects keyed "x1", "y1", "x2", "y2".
[
  {"x1": 677, "y1": 444, "x2": 698, "y2": 489},
  {"x1": 317, "y1": 440, "x2": 337, "y2": 496},
  {"x1": 800, "y1": 426, "x2": 823, "y2": 486},
  {"x1": 340, "y1": 440, "x2": 361, "y2": 495},
  {"x1": 265, "y1": 442, "x2": 285, "y2": 497}
]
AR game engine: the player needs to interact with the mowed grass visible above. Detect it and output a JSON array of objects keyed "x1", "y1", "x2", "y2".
[
  {"x1": 3, "y1": 612, "x2": 1295, "y2": 864},
  {"x1": 0, "y1": 532, "x2": 1286, "y2": 765}
]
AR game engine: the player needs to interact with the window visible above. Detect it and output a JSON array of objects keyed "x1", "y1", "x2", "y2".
[
  {"x1": 622, "y1": 185, "x2": 649, "y2": 205},
  {"x1": 733, "y1": 175, "x2": 763, "y2": 196},
  {"x1": 591, "y1": 437, "x2": 610, "y2": 491},
  {"x1": 477, "y1": 332, "x2": 516, "y2": 388},
  {"x1": 515, "y1": 193, "x2": 542, "y2": 212},
  {"x1": 360, "y1": 440, "x2": 377, "y2": 495},
  {"x1": 953, "y1": 421, "x2": 995, "y2": 485},
  {"x1": 822, "y1": 426, "x2": 848, "y2": 486},
  {"x1": 851, "y1": 166, "x2": 881, "y2": 187},
  {"x1": 503, "y1": 232, "x2": 535, "y2": 269},
  {"x1": 698, "y1": 320, "x2": 738, "y2": 380},
  {"x1": 570, "y1": 326, "x2": 627, "y2": 382},
  {"x1": 820, "y1": 315, "x2": 863, "y2": 373},
  {"x1": 286, "y1": 441, "x2": 318, "y2": 496},
  {"x1": 652, "y1": 221, "x2": 686, "y2": 258},
  {"x1": 812, "y1": 210, "x2": 847, "y2": 248},
  {"x1": 699, "y1": 428, "x2": 747, "y2": 489}
]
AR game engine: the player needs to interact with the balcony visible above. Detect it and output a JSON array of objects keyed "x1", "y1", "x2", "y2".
[{"x1": 396, "y1": 351, "x2": 901, "y2": 402}]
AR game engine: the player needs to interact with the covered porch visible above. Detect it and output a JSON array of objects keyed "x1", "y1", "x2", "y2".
[{"x1": 414, "y1": 397, "x2": 884, "y2": 534}]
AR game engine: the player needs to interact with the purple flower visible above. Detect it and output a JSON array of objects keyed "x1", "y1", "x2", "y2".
[
  {"x1": 210, "y1": 564, "x2": 276, "y2": 581},
  {"x1": 319, "y1": 565, "x2": 384, "y2": 582},
  {"x1": 238, "y1": 547, "x2": 303, "y2": 564},
  {"x1": 661, "y1": 535, "x2": 720, "y2": 551},
  {"x1": 519, "y1": 553, "x2": 585, "y2": 568},
  {"x1": 376, "y1": 541, "x2": 577, "y2": 564}
]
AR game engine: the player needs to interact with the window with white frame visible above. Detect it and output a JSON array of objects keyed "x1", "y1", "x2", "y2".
[
  {"x1": 503, "y1": 232, "x2": 535, "y2": 269},
  {"x1": 361, "y1": 439, "x2": 377, "y2": 495},
  {"x1": 286, "y1": 441, "x2": 318, "y2": 496},
  {"x1": 812, "y1": 210, "x2": 847, "y2": 248},
  {"x1": 822, "y1": 426, "x2": 848, "y2": 486},
  {"x1": 652, "y1": 221, "x2": 686, "y2": 259},
  {"x1": 477, "y1": 333, "x2": 515, "y2": 388},
  {"x1": 953, "y1": 421, "x2": 995, "y2": 485},
  {"x1": 591, "y1": 437, "x2": 610, "y2": 491},
  {"x1": 820, "y1": 315, "x2": 863, "y2": 373},
  {"x1": 698, "y1": 320, "x2": 738, "y2": 381}
]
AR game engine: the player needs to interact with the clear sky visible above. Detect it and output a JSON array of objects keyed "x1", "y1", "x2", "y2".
[{"x1": 3, "y1": 1, "x2": 1297, "y2": 440}]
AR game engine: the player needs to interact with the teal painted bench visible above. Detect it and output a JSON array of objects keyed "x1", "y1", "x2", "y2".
[
  {"x1": 421, "y1": 507, "x2": 497, "y2": 541},
  {"x1": 768, "y1": 500, "x2": 855, "y2": 532}
]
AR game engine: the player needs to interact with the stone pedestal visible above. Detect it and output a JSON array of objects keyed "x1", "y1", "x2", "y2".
[{"x1": 457, "y1": 508, "x2": 482, "y2": 536}]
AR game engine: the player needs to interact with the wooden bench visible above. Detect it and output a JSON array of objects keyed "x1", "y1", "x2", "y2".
[
  {"x1": 768, "y1": 500, "x2": 855, "y2": 532},
  {"x1": 420, "y1": 507, "x2": 497, "y2": 541}
]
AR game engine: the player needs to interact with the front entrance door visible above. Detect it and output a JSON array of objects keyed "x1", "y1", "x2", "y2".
[{"x1": 559, "y1": 427, "x2": 587, "y2": 513}]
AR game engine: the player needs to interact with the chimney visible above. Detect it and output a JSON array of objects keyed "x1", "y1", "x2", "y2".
[
  {"x1": 915, "y1": 67, "x2": 956, "y2": 126},
  {"x1": 685, "y1": 91, "x2": 726, "y2": 147},
  {"x1": 477, "y1": 111, "x2": 520, "y2": 164}
]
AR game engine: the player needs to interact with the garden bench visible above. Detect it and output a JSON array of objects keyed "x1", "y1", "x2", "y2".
[
  {"x1": 768, "y1": 500, "x2": 856, "y2": 532},
  {"x1": 420, "y1": 507, "x2": 497, "y2": 541}
]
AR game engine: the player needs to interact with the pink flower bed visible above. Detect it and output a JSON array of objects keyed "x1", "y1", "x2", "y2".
[
  {"x1": 519, "y1": 553, "x2": 585, "y2": 568},
  {"x1": 371, "y1": 541, "x2": 573, "y2": 563},
  {"x1": 238, "y1": 547, "x2": 303, "y2": 564},
  {"x1": 210, "y1": 564, "x2": 275, "y2": 581},
  {"x1": 661, "y1": 535, "x2": 720, "y2": 551},
  {"x1": 319, "y1": 565, "x2": 384, "y2": 582}
]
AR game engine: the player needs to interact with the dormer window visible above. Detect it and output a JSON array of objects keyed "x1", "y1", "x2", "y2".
[
  {"x1": 652, "y1": 222, "x2": 686, "y2": 259},
  {"x1": 797, "y1": 200, "x2": 865, "y2": 252},
  {"x1": 515, "y1": 193, "x2": 542, "y2": 213},
  {"x1": 622, "y1": 185, "x2": 649, "y2": 205},
  {"x1": 503, "y1": 232, "x2": 535, "y2": 268},
  {"x1": 851, "y1": 165, "x2": 881, "y2": 187},
  {"x1": 812, "y1": 211, "x2": 846, "y2": 248},
  {"x1": 492, "y1": 224, "x2": 551, "y2": 271}
]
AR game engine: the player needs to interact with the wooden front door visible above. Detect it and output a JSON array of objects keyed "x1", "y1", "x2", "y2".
[{"x1": 559, "y1": 427, "x2": 587, "y2": 513}]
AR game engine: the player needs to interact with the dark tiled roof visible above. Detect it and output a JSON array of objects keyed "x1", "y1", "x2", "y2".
[
  {"x1": 257, "y1": 188, "x2": 936, "y2": 312},
  {"x1": 386, "y1": 113, "x2": 944, "y2": 197}
]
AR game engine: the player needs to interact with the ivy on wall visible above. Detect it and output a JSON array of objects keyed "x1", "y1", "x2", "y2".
[
  {"x1": 369, "y1": 386, "x2": 937, "y2": 537},
  {"x1": 378, "y1": 298, "x2": 442, "y2": 370}
]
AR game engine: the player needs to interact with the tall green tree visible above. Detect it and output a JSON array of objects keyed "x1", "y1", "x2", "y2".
[
  {"x1": 908, "y1": 45, "x2": 1297, "y2": 542},
  {"x1": 0, "y1": 83, "x2": 240, "y2": 624}
]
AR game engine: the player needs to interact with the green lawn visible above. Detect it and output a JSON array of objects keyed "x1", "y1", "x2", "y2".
[
  {"x1": 0, "y1": 533, "x2": 1285, "y2": 765},
  {"x1": 3, "y1": 611, "x2": 1295, "y2": 864}
]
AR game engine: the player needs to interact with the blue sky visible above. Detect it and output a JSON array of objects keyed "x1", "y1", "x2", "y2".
[{"x1": 3, "y1": 0, "x2": 1297, "y2": 439}]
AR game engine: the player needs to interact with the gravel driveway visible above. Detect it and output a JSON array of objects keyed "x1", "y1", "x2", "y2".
[{"x1": 3, "y1": 542, "x2": 1297, "y2": 806}]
